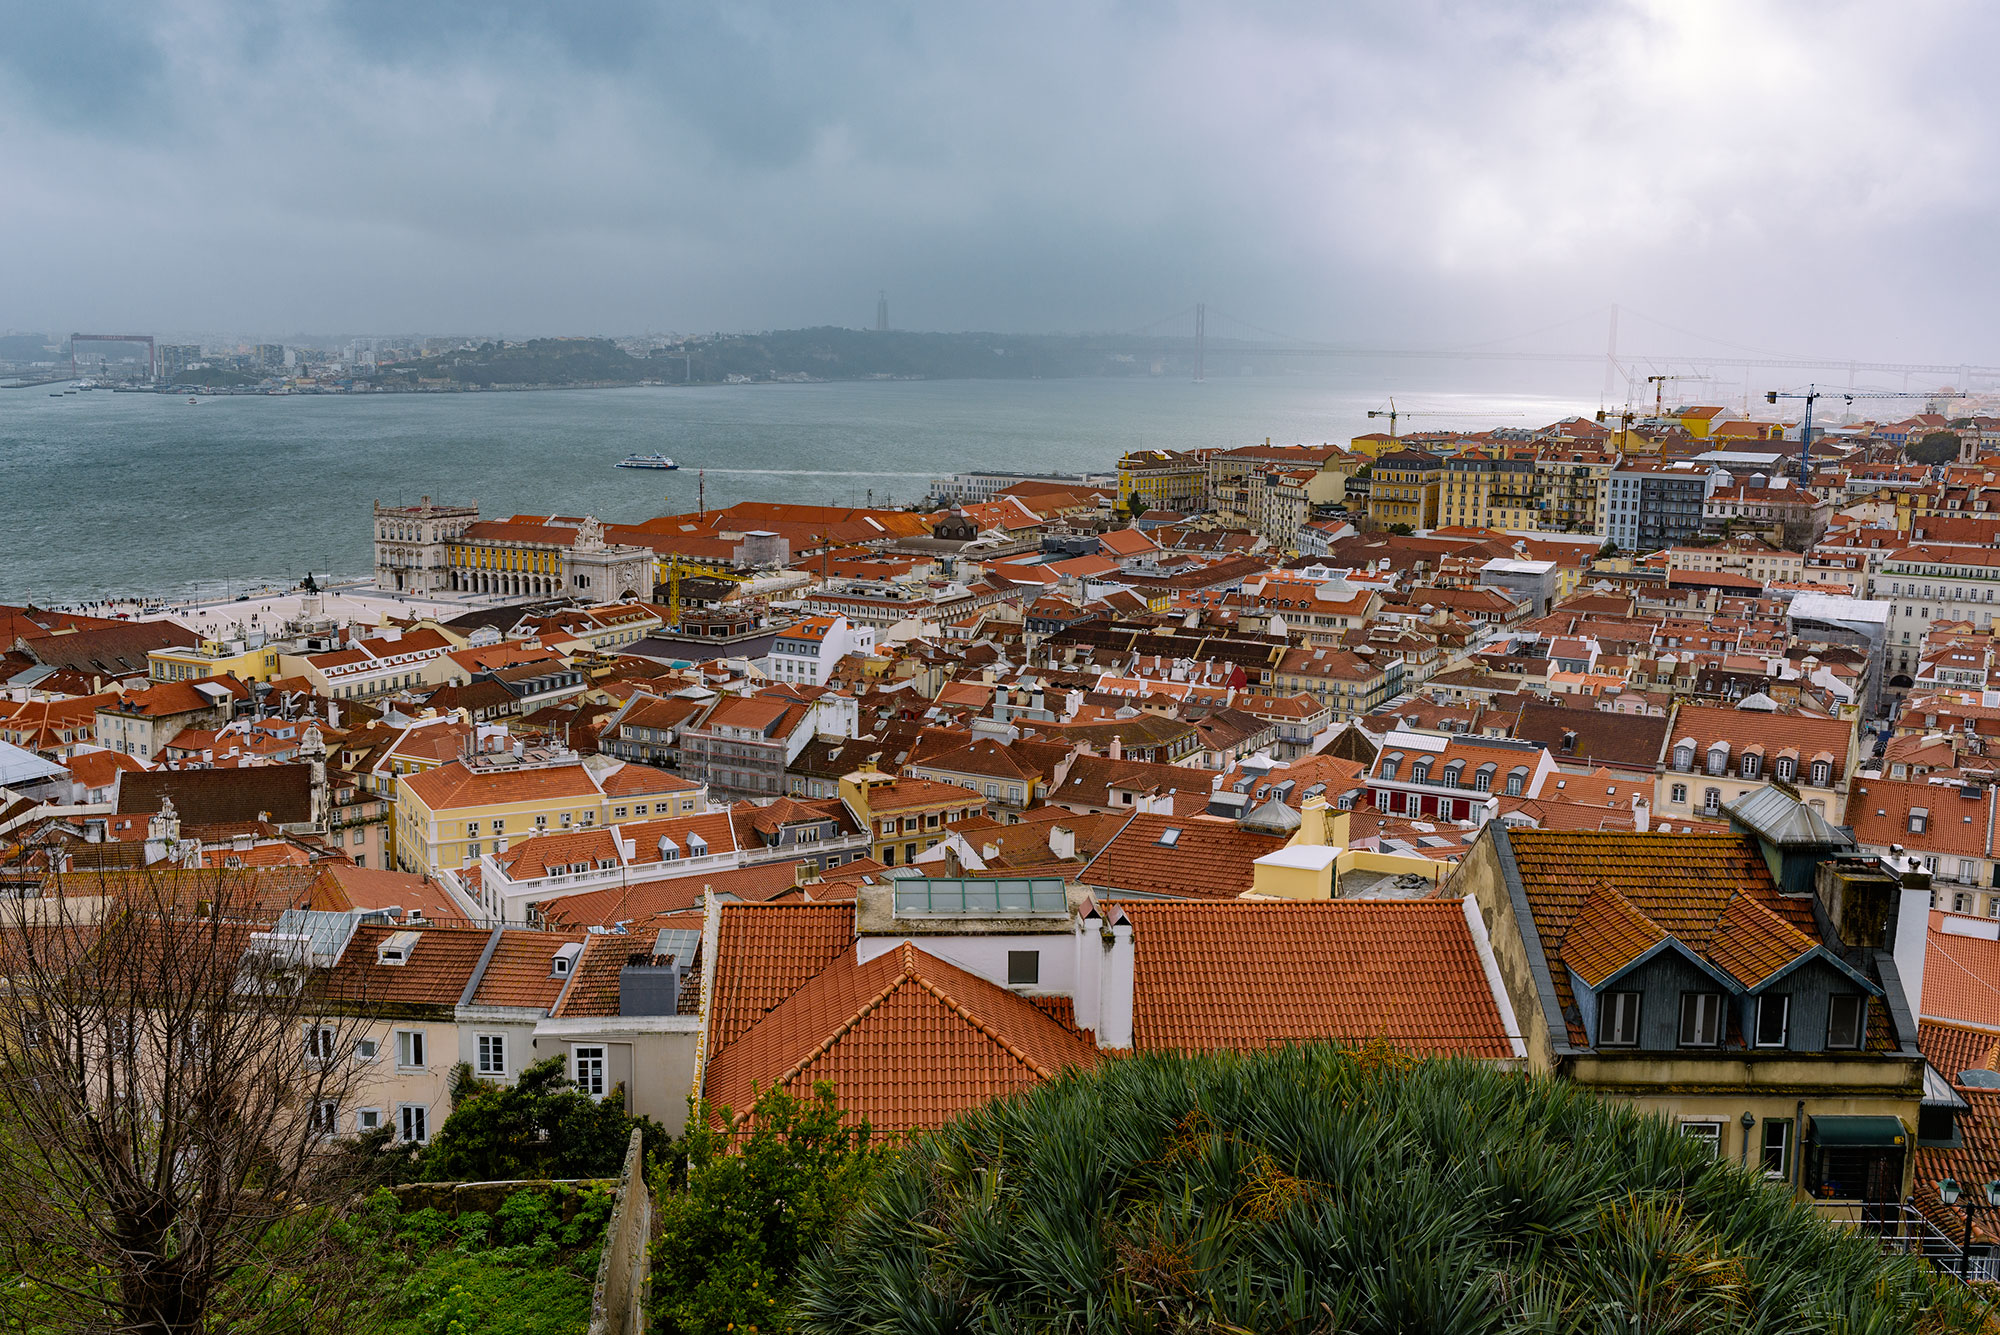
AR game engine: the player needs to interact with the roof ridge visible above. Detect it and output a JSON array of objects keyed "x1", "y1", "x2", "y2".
[
  {"x1": 903, "y1": 959, "x2": 1059, "y2": 1080},
  {"x1": 739, "y1": 960, "x2": 914, "y2": 1124}
]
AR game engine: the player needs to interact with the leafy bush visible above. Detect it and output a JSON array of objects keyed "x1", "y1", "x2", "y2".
[
  {"x1": 365, "y1": 1184, "x2": 614, "y2": 1335},
  {"x1": 798, "y1": 1046, "x2": 1993, "y2": 1334},
  {"x1": 650, "y1": 1083, "x2": 894, "y2": 1335},
  {"x1": 421, "y1": 1055, "x2": 662, "y2": 1182}
]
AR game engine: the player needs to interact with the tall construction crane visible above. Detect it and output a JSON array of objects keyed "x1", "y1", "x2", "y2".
[
  {"x1": 1764, "y1": 386, "x2": 1964, "y2": 487},
  {"x1": 1366, "y1": 397, "x2": 1523, "y2": 444},
  {"x1": 1644, "y1": 373, "x2": 1710, "y2": 417}
]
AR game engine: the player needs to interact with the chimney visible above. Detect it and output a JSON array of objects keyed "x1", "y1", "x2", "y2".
[
  {"x1": 1048, "y1": 824, "x2": 1076, "y2": 861},
  {"x1": 1108, "y1": 735, "x2": 1123, "y2": 761},
  {"x1": 1072, "y1": 901, "x2": 1134, "y2": 1050}
]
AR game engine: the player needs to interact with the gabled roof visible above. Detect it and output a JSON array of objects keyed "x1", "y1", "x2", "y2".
[
  {"x1": 705, "y1": 903, "x2": 857, "y2": 1052},
  {"x1": 702, "y1": 940, "x2": 1101, "y2": 1131},
  {"x1": 1561, "y1": 885, "x2": 1666, "y2": 988},
  {"x1": 1498, "y1": 828, "x2": 1832, "y2": 1048},
  {"x1": 1120, "y1": 900, "x2": 1515, "y2": 1057}
]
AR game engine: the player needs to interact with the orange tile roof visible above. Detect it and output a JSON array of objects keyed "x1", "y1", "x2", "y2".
[
  {"x1": 1501, "y1": 829, "x2": 1822, "y2": 1046},
  {"x1": 598, "y1": 763, "x2": 699, "y2": 797},
  {"x1": 705, "y1": 903, "x2": 857, "y2": 1052},
  {"x1": 1921, "y1": 917, "x2": 2000, "y2": 1029},
  {"x1": 471, "y1": 928, "x2": 586, "y2": 1009},
  {"x1": 1081, "y1": 812, "x2": 1286, "y2": 899},
  {"x1": 1120, "y1": 900, "x2": 1514, "y2": 1058},
  {"x1": 534, "y1": 856, "x2": 809, "y2": 929},
  {"x1": 1920, "y1": 1017, "x2": 2000, "y2": 1082},
  {"x1": 1560, "y1": 886, "x2": 1665, "y2": 988},
  {"x1": 1705, "y1": 892, "x2": 1820, "y2": 989},
  {"x1": 702, "y1": 940, "x2": 1101, "y2": 1132},
  {"x1": 324, "y1": 923, "x2": 493, "y2": 1008},
  {"x1": 402, "y1": 759, "x2": 600, "y2": 811}
]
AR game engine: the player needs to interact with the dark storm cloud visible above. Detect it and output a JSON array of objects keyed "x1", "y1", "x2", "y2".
[{"x1": 1, "y1": 0, "x2": 1996, "y2": 363}]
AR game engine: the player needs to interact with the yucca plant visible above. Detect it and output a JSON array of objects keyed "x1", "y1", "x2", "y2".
[{"x1": 797, "y1": 1045, "x2": 1998, "y2": 1335}]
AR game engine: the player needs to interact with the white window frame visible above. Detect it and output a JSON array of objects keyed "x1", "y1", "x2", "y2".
[
  {"x1": 354, "y1": 1036, "x2": 379, "y2": 1064},
  {"x1": 398, "y1": 1103, "x2": 429, "y2": 1144},
  {"x1": 395, "y1": 1028, "x2": 426, "y2": 1070},
  {"x1": 1678, "y1": 1120, "x2": 1723, "y2": 1156},
  {"x1": 304, "y1": 1024, "x2": 336, "y2": 1066},
  {"x1": 573, "y1": 1044, "x2": 607, "y2": 1099},
  {"x1": 476, "y1": 1032, "x2": 507, "y2": 1077},
  {"x1": 355, "y1": 1107, "x2": 382, "y2": 1134}
]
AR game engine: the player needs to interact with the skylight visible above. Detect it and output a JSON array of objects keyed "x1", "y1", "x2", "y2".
[{"x1": 1158, "y1": 828, "x2": 1181, "y2": 847}]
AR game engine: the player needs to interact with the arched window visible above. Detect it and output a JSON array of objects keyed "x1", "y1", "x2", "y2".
[
  {"x1": 1705, "y1": 742, "x2": 1730, "y2": 776},
  {"x1": 1673, "y1": 745, "x2": 1695, "y2": 772},
  {"x1": 1809, "y1": 760, "x2": 1832, "y2": 787},
  {"x1": 1505, "y1": 767, "x2": 1528, "y2": 796},
  {"x1": 1474, "y1": 763, "x2": 1495, "y2": 793},
  {"x1": 1740, "y1": 753, "x2": 1761, "y2": 780},
  {"x1": 1411, "y1": 760, "x2": 1432, "y2": 784},
  {"x1": 1774, "y1": 755, "x2": 1796, "y2": 782}
]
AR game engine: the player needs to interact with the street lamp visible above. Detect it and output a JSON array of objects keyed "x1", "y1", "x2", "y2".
[{"x1": 1938, "y1": 1178, "x2": 2000, "y2": 1281}]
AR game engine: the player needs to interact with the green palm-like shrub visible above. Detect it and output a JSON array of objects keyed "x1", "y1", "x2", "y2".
[{"x1": 797, "y1": 1045, "x2": 1995, "y2": 1334}]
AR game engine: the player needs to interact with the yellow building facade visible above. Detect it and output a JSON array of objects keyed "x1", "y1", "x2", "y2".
[{"x1": 1365, "y1": 450, "x2": 1443, "y2": 529}]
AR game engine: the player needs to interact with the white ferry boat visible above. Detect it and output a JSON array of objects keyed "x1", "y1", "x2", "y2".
[{"x1": 616, "y1": 453, "x2": 680, "y2": 470}]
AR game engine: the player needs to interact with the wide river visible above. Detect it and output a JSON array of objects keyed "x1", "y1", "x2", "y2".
[{"x1": 0, "y1": 369, "x2": 1607, "y2": 604}]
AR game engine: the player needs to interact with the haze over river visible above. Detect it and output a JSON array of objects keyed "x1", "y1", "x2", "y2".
[{"x1": 1, "y1": 369, "x2": 1610, "y2": 604}]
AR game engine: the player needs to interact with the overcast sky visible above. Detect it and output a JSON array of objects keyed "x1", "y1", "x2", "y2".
[{"x1": 2, "y1": 1, "x2": 1993, "y2": 361}]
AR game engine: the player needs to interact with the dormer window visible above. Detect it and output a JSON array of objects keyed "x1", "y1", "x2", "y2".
[
  {"x1": 1740, "y1": 753, "x2": 1761, "y2": 780},
  {"x1": 1411, "y1": 760, "x2": 1432, "y2": 784},
  {"x1": 551, "y1": 942, "x2": 583, "y2": 978},
  {"x1": 1505, "y1": 767, "x2": 1528, "y2": 796},
  {"x1": 1381, "y1": 755, "x2": 1402, "y2": 781},
  {"x1": 1600, "y1": 991, "x2": 1641, "y2": 1046},
  {"x1": 376, "y1": 930, "x2": 419, "y2": 967},
  {"x1": 1705, "y1": 742, "x2": 1730, "y2": 776},
  {"x1": 1909, "y1": 807, "x2": 1929, "y2": 835},
  {"x1": 1809, "y1": 760, "x2": 1833, "y2": 787},
  {"x1": 1673, "y1": 744, "x2": 1695, "y2": 772},
  {"x1": 1774, "y1": 756, "x2": 1796, "y2": 782}
]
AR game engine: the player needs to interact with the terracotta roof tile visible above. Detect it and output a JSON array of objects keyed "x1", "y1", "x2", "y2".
[
  {"x1": 1919, "y1": 1018, "x2": 2000, "y2": 1085},
  {"x1": 1501, "y1": 829, "x2": 1822, "y2": 1046},
  {"x1": 1081, "y1": 812, "x2": 1287, "y2": 899},
  {"x1": 702, "y1": 940, "x2": 1100, "y2": 1132},
  {"x1": 324, "y1": 923, "x2": 493, "y2": 1008},
  {"x1": 1705, "y1": 891, "x2": 1819, "y2": 989},
  {"x1": 1560, "y1": 886, "x2": 1666, "y2": 988},
  {"x1": 705, "y1": 903, "x2": 857, "y2": 1052},
  {"x1": 1921, "y1": 917, "x2": 2000, "y2": 1029},
  {"x1": 471, "y1": 929, "x2": 586, "y2": 1009},
  {"x1": 1121, "y1": 900, "x2": 1514, "y2": 1058}
]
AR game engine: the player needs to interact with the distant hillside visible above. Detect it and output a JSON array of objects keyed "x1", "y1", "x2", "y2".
[{"x1": 388, "y1": 329, "x2": 1196, "y2": 387}]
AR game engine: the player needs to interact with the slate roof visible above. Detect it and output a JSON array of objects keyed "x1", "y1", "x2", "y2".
[
  {"x1": 1120, "y1": 900, "x2": 1515, "y2": 1058},
  {"x1": 702, "y1": 939, "x2": 1101, "y2": 1132},
  {"x1": 115, "y1": 764, "x2": 315, "y2": 827}
]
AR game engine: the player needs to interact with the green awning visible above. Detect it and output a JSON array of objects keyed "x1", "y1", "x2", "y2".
[{"x1": 1809, "y1": 1115, "x2": 1907, "y2": 1148}]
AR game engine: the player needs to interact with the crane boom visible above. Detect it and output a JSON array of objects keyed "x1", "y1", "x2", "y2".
[{"x1": 1764, "y1": 385, "x2": 1961, "y2": 488}]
